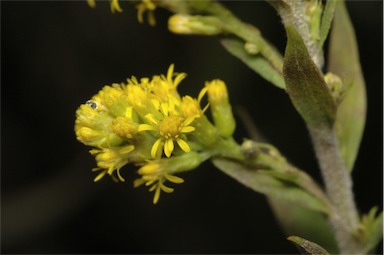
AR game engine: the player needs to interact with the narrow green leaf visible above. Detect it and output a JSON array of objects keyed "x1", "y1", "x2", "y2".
[
  {"x1": 318, "y1": 0, "x2": 337, "y2": 49},
  {"x1": 221, "y1": 37, "x2": 285, "y2": 89},
  {"x1": 212, "y1": 157, "x2": 331, "y2": 214},
  {"x1": 257, "y1": 169, "x2": 331, "y2": 212},
  {"x1": 287, "y1": 235, "x2": 330, "y2": 255},
  {"x1": 283, "y1": 24, "x2": 336, "y2": 128},
  {"x1": 327, "y1": 1, "x2": 367, "y2": 171}
]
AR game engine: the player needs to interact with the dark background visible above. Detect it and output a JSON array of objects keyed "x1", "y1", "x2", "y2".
[{"x1": 2, "y1": 1, "x2": 382, "y2": 254}]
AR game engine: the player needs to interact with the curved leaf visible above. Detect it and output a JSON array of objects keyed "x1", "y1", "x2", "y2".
[
  {"x1": 283, "y1": 24, "x2": 336, "y2": 128},
  {"x1": 287, "y1": 235, "x2": 330, "y2": 255},
  {"x1": 212, "y1": 157, "x2": 331, "y2": 214}
]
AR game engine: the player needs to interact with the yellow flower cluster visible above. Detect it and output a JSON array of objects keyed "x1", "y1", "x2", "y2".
[{"x1": 75, "y1": 64, "x2": 236, "y2": 203}]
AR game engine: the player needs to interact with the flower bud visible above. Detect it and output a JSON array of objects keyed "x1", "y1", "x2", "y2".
[
  {"x1": 244, "y1": 42, "x2": 260, "y2": 55},
  {"x1": 324, "y1": 72, "x2": 344, "y2": 104},
  {"x1": 168, "y1": 14, "x2": 222, "y2": 35},
  {"x1": 205, "y1": 79, "x2": 236, "y2": 138}
]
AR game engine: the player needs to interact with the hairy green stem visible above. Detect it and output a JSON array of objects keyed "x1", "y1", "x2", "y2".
[
  {"x1": 309, "y1": 127, "x2": 363, "y2": 254},
  {"x1": 267, "y1": 0, "x2": 323, "y2": 68}
]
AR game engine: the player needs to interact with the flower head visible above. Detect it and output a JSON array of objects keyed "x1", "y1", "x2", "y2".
[
  {"x1": 75, "y1": 64, "x2": 236, "y2": 203},
  {"x1": 134, "y1": 151, "x2": 205, "y2": 204},
  {"x1": 90, "y1": 145, "x2": 134, "y2": 182},
  {"x1": 138, "y1": 102, "x2": 196, "y2": 158},
  {"x1": 134, "y1": 162, "x2": 184, "y2": 204}
]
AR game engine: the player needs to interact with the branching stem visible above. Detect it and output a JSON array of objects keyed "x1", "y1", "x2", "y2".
[{"x1": 205, "y1": 2, "x2": 284, "y2": 73}]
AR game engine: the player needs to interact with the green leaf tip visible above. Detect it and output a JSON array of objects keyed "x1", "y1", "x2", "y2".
[
  {"x1": 354, "y1": 207, "x2": 383, "y2": 253},
  {"x1": 283, "y1": 24, "x2": 336, "y2": 129},
  {"x1": 287, "y1": 235, "x2": 330, "y2": 255}
]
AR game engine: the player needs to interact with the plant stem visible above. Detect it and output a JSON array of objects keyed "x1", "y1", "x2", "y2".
[
  {"x1": 206, "y1": 2, "x2": 284, "y2": 73},
  {"x1": 309, "y1": 126, "x2": 363, "y2": 254}
]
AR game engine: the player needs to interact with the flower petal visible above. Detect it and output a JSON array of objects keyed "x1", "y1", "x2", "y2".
[
  {"x1": 151, "y1": 138, "x2": 163, "y2": 158},
  {"x1": 176, "y1": 138, "x2": 191, "y2": 153},
  {"x1": 198, "y1": 86, "x2": 208, "y2": 103},
  {"x1": 160, "y1": 103, "x2": 169, "y2": 116},
  {"x1": 180, "y1": 126, "x2": 195, "y2": 133},
  {"x1": 138, "y1": 124, "x2": 156, "y2": 132},
  {"x1": 160, "y1": 183, "x2": 174, "y2": 193},
  {"x1": 153, "y1": 185, "x2": 161, "y2": 204},
  {"x1": 165, "y1": 173, "x2": 184, "y2": 184},
  {"x1": 167, "y1": 64, "x2": 175, "y2": 83},
  {"x1": 164, "y1": 139, "x2": 174, "y2": 157},
  {"x1": 125, "y1": 107, "x2": 133, "y2": 119},
  {"x1": 183, "y1": 116, "x2": 196, "y2": 126},
  {"x1": 149, "y1": 184, "x2": 158, "y2": 192},
  {"x1": 116, "y1": 168, "x2": 125, "y2": 182},
  {"x1": 93, "y1": 169, "x2": 107, "y2": 182},
  {"x1": 133, "y1": 178, "x2": 146, "y2": 187},
  {"x1": 119, "y1": 145, "x2": 135, "y2": 154},
  {"x1": 144, "y1": 113, "x2": 159, "y2": 125},
  {"x1": 173, "y1": 73, "x2": 187, "y2": 88}
]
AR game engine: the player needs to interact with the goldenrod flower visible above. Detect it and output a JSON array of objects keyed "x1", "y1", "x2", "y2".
[
  {"x1": 90, "y1": 145, "x2": 134, "y2": 182},
  {"x1": 138, "y1": 102, "x2": 196, "y2": 158},
  {"x1": 75, "y1": 64, "x2": 236, "y2": 203},
  {"x1": 134, "y1": 152, "x2": 205, "y2": 204},
  {"x1": 134, "y1": 161, "x2": 184, "y2": 204}
]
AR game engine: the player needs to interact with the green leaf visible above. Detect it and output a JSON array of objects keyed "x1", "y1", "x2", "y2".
[
  {"x1": 318, "y1": 0, "x2": 337, "y2": 49},
  {"x1": 212, "y1": 157, "x2": 331, "y2": 214},
  {"x1": 269, "y1": 198, "x2": 338, "y2": 254},
  {"x1": 221, "y1": 37, "x2": 285, "y2": 89},
  {"x1": 287, "y1": 235, "x2": 330, "y2": 255},
  {"x1": 257, "y1": 169, "x2": 331, "y2": 213},
  {"x1": 283, "y1": 24, "x2": 336, "y2": 128},
  {"x1": 327, "y1": 1, "x2": 366, "y2": 172},
  {"x1": 354, "y1": 207, "x2": 383, "y2": 253}
]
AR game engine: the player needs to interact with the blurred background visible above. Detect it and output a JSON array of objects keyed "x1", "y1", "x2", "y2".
[{"x1": 2, "y1": 1, "x2": 382, "y2": 254}]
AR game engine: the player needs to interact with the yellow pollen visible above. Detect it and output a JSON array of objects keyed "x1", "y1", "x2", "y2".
[{"x1": 159, "y1": 116, "x2": 182, "y2": 138}]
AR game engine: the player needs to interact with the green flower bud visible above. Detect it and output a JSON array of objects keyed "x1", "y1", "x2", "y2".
[
  {"x1": 244, "y1": 42, "x2": 260, "y2": 55},
  {"x1": 324, "y1": 72, "x2": 344, "y2": 104},
  {"x1": 205, "y1": 79, "x2": 236, "y2": 138},
  {"x1": 168, "y1": 14, "x2": 222, "y2": 35}
]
